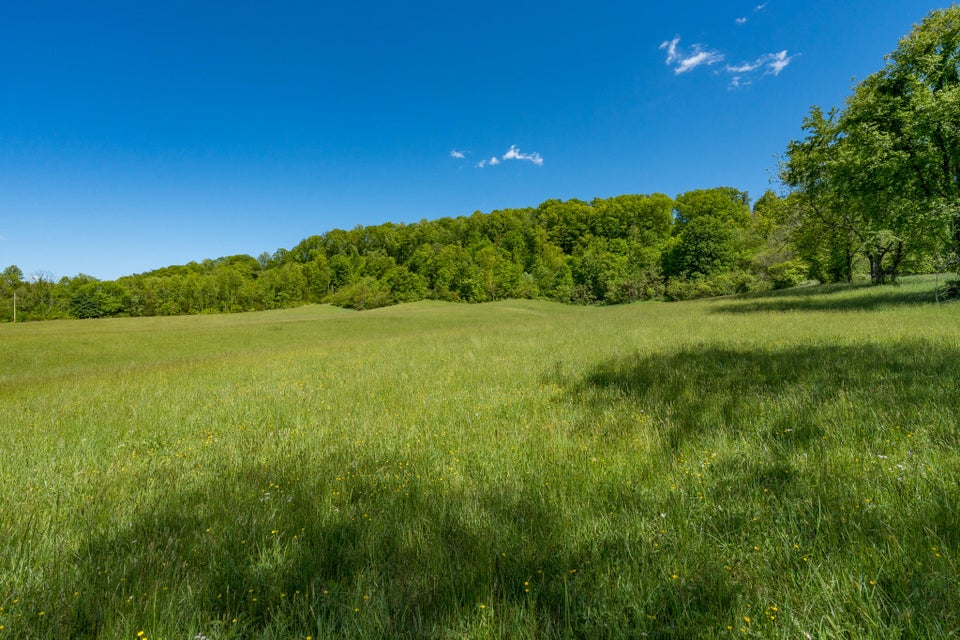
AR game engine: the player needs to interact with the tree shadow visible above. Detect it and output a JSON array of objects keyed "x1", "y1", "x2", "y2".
[
  {"x1": 20, "y1": 451, "x2": 581, "y2": 638},
  {"x1": 559, "y1": 340, "x2": 960, "y2": 630},
  {"x1": 18, "y1": 446, "x2": 747, "y2": 639},
  {"x1": 708, "y1": 281, "x2": 945, "y2": 314},
  {"x1": 572, "y1": 340, "x2": 960, "y2": 451}
]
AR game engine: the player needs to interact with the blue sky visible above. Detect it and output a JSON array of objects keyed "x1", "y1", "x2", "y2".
[{"x1": 0, "y1": 1, "x2": 942, "y2": 280}]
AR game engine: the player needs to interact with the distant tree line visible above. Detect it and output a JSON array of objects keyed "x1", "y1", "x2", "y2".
[{"x1": 0, "y1": 180, "x2": 946, "y2": 322}]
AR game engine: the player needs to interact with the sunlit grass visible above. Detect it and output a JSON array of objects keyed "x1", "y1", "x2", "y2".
[{"x1": 1, "y1": 276, "x2": 958, "y2": 638}]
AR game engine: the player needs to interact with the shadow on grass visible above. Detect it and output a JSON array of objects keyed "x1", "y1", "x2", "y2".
[
  {"x1": 22, "y1": 456, "x2": 573, "y2": 638},
  {"x1": 20, "y1": 449, "x2": 736, "y2": 639},
  {"x1": 561, "y1": 340, "x2": 960, "y2": 631},
  {"x1": 573, "y1": 339, "x2": 960, "y2": 451},
  {"x1": 708, "y1": 281, "x2": 946, "y2": 314}
]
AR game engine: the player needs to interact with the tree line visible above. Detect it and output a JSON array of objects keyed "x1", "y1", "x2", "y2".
[
  {"x1": 0, "y1": 188, "x2": 788, "y2": 320},
  {"x1": 3, "y1": 6, "x2": 958, "y2": 322},
  {"x1": 0, "y1": 183, "x2": 943, "y2": 322}
]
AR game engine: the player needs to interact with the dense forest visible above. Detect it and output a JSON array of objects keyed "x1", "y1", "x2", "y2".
[{"x1": 2, "y1": 6, "x2": 959, "y2": 322}]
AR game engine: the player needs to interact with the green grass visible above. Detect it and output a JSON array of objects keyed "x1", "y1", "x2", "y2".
[{"x1": 1, "y1": 276, "x2": 958, "y2": 639}]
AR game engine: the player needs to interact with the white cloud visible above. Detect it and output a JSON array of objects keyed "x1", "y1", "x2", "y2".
[
  {"x1": 477, "y1": 156, "x2": 500, "y2": 168},
  {"x1": 676, "y1": 50, "x2": 724, "y2": 74},
  {"x1": 723, "y1": 50, "x2": 796, "y2": 88},
  {"x1": 502, "y1": 145, "x2": 543, "y2": 166},
  {"x1": 755, "y1": 2, "x2": 768, "y2": 10},
  {"x1": 766, "y1": 50, "x2": 794, "y2": 75},
  {"x1": 726, "y1": 60, "x2": 761, "y2": 74},
  {"x1": 475, "y1": 146, "x2": 544, "y2": 168},
  {"x1": 660, "y1": 36, "x2": 724, "y2": 74},
  {"x1": 736, "y1": 17, "x2": 748, "y2": 25},
  {"x1": 450, "y1": 149, "x2": 466, "y2": 159},
  {"x1": 660, "y1": 36, "x2": 680, "y2": 64}
]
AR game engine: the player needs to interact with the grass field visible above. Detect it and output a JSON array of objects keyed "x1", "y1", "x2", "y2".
[{"x1": 1, "y1": 276, "x2": 958, "y2": 639}]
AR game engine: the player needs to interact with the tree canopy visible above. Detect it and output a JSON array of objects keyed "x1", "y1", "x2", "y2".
[
  {"x1": 781, "y1": 5, "x2": 960, "y2": 284},
  {"x1": 3, "y1": 187, "x2": 808, "y2": 320}
]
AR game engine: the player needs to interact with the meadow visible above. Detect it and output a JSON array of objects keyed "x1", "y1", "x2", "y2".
[{"x1": 1, "y1": 276, "x2": 958, "y2": 639}]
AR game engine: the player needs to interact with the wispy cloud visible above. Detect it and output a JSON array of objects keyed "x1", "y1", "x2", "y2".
[
  {"x1": 736, "y1": 17, "x2": 748, "y2": 25},
  {"x1": 450, "y1": 149, "x2": 466, "y2": 159},
  {"x1": 755, "y1": 2, "x2": 768, "y2": 10},
  {"x1": 662, "y1": 28, "x2": 795, "y2": 88},
  {"x1": 476, "y1": 146, "x2": 543, "y2": 168},
  {"x1": 503, "y1": 145, "x2": 543, "y2": 166},
  {"x1": 726, "y1": 50, "x2": 795, "y2": 81},
  {"x1": 766, "y1": 50, "x2": 794, "y2": 75},
  {"x1": 660, "y1": 36, "x2": 724, "y2": 74},
  {"x1": 726, "y1": 60, "x2": 761, "y2": 74}
]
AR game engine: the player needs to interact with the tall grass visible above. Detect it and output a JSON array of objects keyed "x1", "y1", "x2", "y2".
[{"x1": 1, "y1": 276, "x2": 958, "y2": 638}]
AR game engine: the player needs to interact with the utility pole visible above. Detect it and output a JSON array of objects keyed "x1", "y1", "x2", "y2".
[{"x1": 12, "y1": 291, "x2": 16, "y2": 323}]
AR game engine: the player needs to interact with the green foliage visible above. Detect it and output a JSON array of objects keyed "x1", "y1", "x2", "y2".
[
  {"x1": 673, "y1": 187, "x2": 751, "y2": 228},
  {"x1": 782, "y1": 6, "x2": 960, "y2": 284},
  {"x1": 664, "y1": 269, "x2": 761, "y2": 300},
  {"x1": 765, "y1": 259, "x2": 811, "y2": 290},
  {"x1": 5, "y1": 187, "x2": 824, "y2": 322},
  {"x1": 664, "y1": 215, "x2": 740, "y2": 278},
  {"x1": 70, "y1": 280, "x2": 130, "y2": 319}
]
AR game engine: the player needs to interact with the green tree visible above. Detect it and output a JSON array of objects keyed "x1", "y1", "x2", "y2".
[
  {"x1": 663, "y1": 216, "x2": 739, "y2": 279},
  {"x1": 782, "y1": 7, "x2": 960, "y2": 283},
  {"x1": 673, "y1": 188, "x2": 751, "y2": 228},
  {"x1": 749, "y1": 191, "x2": 811, "y2": 289},
  {"x1": 1, "y1": 265, "x2": 24, "y2": 322},
  {"x1": 71, "y1": 281, "x2": 130, "y2": 318}
]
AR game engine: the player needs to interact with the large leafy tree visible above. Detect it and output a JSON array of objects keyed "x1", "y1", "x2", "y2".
[{"x1": 783, "y1": 6, "x2": 960, "y2": 283}]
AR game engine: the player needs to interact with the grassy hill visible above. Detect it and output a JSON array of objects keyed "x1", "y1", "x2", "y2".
[{"x1": 1, "y1": 277, "x2": 958, "y2": 638}]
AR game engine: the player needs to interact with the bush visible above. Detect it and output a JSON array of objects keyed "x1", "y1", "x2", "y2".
[
  {"x1": 766, "y1": 259, "x2": 811, "y2": 290},
  {"x1": 664, "y1": 271, "x2": 764, "y2": 301}
]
